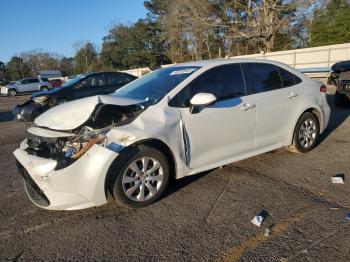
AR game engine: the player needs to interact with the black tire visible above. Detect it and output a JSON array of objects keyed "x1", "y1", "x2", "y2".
[
  {"x1": 109, "y1": 145, "x2": 170, "y2": 208},
  {"x1": 40, "y1": 86, "x2": 48, "y2": 92},
  {"x1": 8, "y1": 89, "x2": 17, "y2": 96},
  {"x1": 334, "y1": 91, "x2": 347, "y2": 107},
  {"x1": 290, "y1": 112, "x2": 320, "y2": 153},
  {"x1": 55, "y1": 99, "x2": 69, "y2": 105}
]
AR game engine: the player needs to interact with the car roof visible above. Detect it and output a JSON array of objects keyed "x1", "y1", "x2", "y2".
[
  {"x1": 174, "y1": 58, "x2": 290, "y2": 68},
  {"x1": 169, "y1": 58, "x2": 306, "y2": 79}
]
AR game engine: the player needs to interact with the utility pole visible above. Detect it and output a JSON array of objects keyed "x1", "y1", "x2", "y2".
[{"x1": 19, "y1": 58, "x2": 24, "y2": 78}]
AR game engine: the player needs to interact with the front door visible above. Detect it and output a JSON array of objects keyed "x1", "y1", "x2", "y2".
[{"x1": 176, "y1": 64, "x2": 256, "y2": 169}]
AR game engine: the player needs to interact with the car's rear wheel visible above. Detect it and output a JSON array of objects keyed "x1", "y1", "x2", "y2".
[
  {"x1": 40, "y1": 86, "x2": 48, "y2": 92},
  {"x1": 110, "y1": 145, "x2": 170, "y2": 208},
  {"x1": 289, "y1": 112, "x2": 320, "y2": 153},
  {"x1": 335, "y1": 91, "x2": 349, "y2": 107},
  {"x1": 8, "y1": 89, "x2": 17, "y2": 96}
]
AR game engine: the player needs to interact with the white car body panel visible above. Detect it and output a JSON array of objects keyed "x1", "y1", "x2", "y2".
[
  {"x1": 34, "y1": 95, "x2": 144, "y2": 130},
  {"x1": 13, "y1": 59, "x2": 331, "y2": 210},
  {"x1": 180, "y1": 96, "x2": 255, "y2": 169},
  {"x1": 14, "y1": 139, "x2": 117, "y2": 210}
]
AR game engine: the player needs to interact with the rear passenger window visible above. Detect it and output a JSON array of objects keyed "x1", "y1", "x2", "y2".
[
  {"x1": 278, "y1": 67, "x2": 302, "y2": 87},
  {"x1": 246, "y1": 63, "x2": 282, "y2": 93},
  {"x1": 107, "y1": 73, "x2": 131, "y2": 85},
  {"x1": 29, "y1": 79, "x2": 40, "y2": 83}
]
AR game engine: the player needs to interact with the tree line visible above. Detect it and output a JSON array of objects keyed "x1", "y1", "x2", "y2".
[{"x1": 1, "y1": 0, "x2": 349, "y2": 81}]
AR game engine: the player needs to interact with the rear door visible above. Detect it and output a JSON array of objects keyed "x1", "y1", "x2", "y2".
[
  {"x1": 175, "y1": 64, "x2": 256, "y2": 169},
  {"x1": 19, "y1": 79, "x2": 38, "y2": 92},
  {"x1": 28, "y1": 78, "x2": 40, "y2": 91},
  {"x1": 243, "y1": 63, "x2": 302, "y2": 150}
]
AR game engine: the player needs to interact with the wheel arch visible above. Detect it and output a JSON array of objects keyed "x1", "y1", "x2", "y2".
[
  {"x1": 289, "y1": 107, "x2": 322, "y2": 145},
  {"x1": 8, "y1": 87, "x2": 18, "y2": 93},
  {"x1": 133, "y1": 138, "x2": 177, "y2": 180},
  {"x1": 104, "y1": 138, "x2": 177, "y2": 197}
]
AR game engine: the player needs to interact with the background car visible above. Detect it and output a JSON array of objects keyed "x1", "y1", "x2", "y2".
[
  {"x1": 1, "y1": 78, "x2": 51, "y2": 96},
  {"x1": 328, "y1": 60, "x2": 350, "y2": 107},
  {"x1": 12, "y1": 71, "x2": 137, "y2": 121}
]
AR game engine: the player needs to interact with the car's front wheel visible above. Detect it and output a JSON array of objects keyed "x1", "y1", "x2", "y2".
[
  {"x1": 8, "y1": 89, "x2": 17, "y2": 96},
  {"x1": 289, "y1": 112, "x2": 320, "y2": 153},
  {"x1": 110, "y1": 145, "x2": 170, "y2": 208}
]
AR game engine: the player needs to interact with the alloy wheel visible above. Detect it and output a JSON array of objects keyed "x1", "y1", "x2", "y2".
[
  {"x1": 122, "y1": 157, "x2": 164, "y2": 202},
  {"x1": 298, "y1": 119, "x2": 317, "y2": 149}
]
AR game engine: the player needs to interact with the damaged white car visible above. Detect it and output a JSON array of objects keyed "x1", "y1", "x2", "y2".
[{"x1": 14, "y1": 59, "x2": 330, "y2": 210}]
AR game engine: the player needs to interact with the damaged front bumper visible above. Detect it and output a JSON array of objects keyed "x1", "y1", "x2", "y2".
[
  {"x1": 14, "y1": 139, "x2": 118, "y2": 210},
  {"x1": 13, "y1": 101, "x2": 42, "y2": 122}
]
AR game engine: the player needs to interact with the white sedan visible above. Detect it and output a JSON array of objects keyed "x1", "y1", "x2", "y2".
[{"x1": 14, "y1": 59, "x2": 330, "y2": 210}]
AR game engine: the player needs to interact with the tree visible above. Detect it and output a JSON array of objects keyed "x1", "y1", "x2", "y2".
[
  {"x1": 59, "y1": 57, "x2": 75, "y2": 76},
  {"x1": 0, "y1": 61, "x2": 5, "y2": 79},
  {"x1": 101, "y1": 19, "x2": 169, "y2": 70},
  {"x1": 4, "y1": 56, "x2": 30, "y2": 80},
  {"x1": 20, "y1": 50, "x2": 61, "y2": 76},
  {"x1": 309, "y1": 0, "x2": 350, "y2": 46},
  {"x1": 73, "y1": 41, "x2": 98, "y2": 73},
  {"x1": 144, "y1": 0, "x2": 300, "y2": 62}
]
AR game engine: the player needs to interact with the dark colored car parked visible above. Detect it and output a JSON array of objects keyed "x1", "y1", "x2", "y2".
[
  {"x1": 13, "y1": 71, "x2": 137, "y2": 122},
  {"x1": 328, "y1": 60, "x2": 350, "y2": 107}
]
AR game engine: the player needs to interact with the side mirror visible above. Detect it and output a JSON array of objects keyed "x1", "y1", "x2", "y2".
[{"x1": 189, "y1": 93, "x2": 217, "y2": 114}]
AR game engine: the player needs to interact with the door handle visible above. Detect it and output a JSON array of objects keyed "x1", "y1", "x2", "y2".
[
  {"x1": 286, "y1": 92, "x2": 298, "y2": 99},
  {"x1": 240, "y1": 103, "x2": 256, "y2": 111}
]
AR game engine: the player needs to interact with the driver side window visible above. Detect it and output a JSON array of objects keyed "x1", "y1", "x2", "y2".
[{"x1": 170, "y1": 64, "x2": 246, "y2": 107}]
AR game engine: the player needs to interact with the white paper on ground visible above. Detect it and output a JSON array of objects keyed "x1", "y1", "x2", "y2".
[
  {"x1": 251, "y1": 215, "x2": 264, "y2": 227},
  {"x1": 331, "y1": 176, "x2": 344, "y2": 184}
]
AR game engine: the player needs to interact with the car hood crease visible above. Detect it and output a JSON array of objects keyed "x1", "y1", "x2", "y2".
[{"x1": 34, "y1": 95, "x2": 144, "y2": 131}]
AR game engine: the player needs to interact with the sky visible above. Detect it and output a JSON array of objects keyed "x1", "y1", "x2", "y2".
[{"x1": 0, "y1": 0, "x2": 148, "y2": 62}]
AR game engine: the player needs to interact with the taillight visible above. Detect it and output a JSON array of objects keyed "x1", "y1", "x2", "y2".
[{"x1": 320, "y1": 85, "x2": 327, "y2": 93}]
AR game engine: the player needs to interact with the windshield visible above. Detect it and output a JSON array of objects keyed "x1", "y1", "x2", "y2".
[
  {"x1": 113, "y1": 66, "x2": 200, "y2": 103},
  {"x1": 60, "y1": 74, "x2": 87, "y2": 88}
]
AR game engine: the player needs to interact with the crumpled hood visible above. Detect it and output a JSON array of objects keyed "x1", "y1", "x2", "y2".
[
  {"x1": 31, "y1": 87, "x2": 61, "y2": 98},
  {"x1": 34, "y1": 95, "x2": 144, "y2": 131}
]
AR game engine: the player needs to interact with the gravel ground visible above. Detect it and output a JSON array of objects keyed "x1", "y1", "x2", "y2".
[{"x1": 0, "y1": 91, "x2": 349, "y2": 261}]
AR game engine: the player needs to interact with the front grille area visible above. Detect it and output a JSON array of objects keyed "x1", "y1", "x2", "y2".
[{"x1": 16, "y1": 161, "x2": 50, "y2": 207}]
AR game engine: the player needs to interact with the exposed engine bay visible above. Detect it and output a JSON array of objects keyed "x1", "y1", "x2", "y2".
[{"x1": 25, "y1": 102, "x2": 146, "y2": 169}]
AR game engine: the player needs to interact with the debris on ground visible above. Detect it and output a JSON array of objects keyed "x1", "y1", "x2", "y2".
[
  {"x1": 264, "y1": 228, "x2": 271, "y2": 236},
  {"x1": 251, "y1": 210, "x2": 269, "y2": 227},
  {"x1": 331, "y1": 174, "x2": 345, "y2": 184},
  {"x1": 346, "y1": 213, "x2": 350, "y2": 221},
  {"x1": 264, "y1": 223, "x2": 275, "y2": 237}
]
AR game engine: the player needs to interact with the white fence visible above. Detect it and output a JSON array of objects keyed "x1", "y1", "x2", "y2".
[
  {"x1": 231, "y1": 43, "x2": 350, "y2": 69},
  {"x1": 121, "y1": 67, "x2": 151, "y2": 77},
  {"x1": 123, "y1": 43, "x2": 350, "y2": 79}
]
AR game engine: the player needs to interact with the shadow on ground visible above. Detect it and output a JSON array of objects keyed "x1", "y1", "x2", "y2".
[
  {"x1": 319, "y1": 94, "x2": 350, "y2": 143},
  {"x1": 0, "y1": 111, "x2": 14, "y2": 122},
  {"x1": 163, "y1": 171, "x2": 211, "y2": 198}
]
